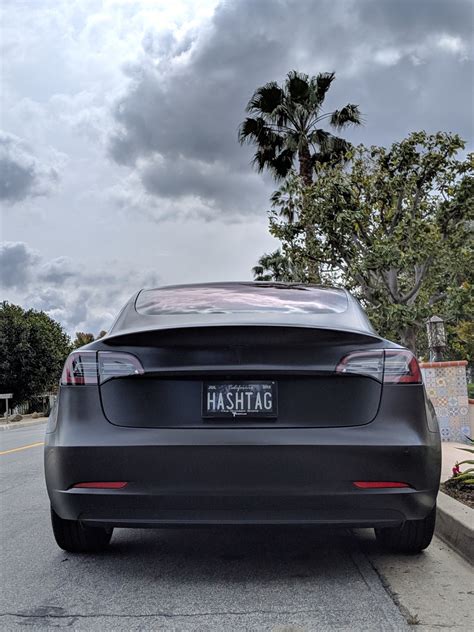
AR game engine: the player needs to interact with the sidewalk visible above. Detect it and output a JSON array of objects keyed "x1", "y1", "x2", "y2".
[{"x1": 0, "y1": 416, "x2": 48, "y2": 431}]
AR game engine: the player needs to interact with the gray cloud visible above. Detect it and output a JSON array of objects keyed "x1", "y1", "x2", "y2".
[
  {"x1": 139, "y1": 156, "x2": 269, "y2": 215},
  {"x1": 0, "y1": 131, "x2": 59, "y2": 204},
  {"x1": 0, "y1": 241, "x2": 40, "y2": 288},
  {"x1": 356, "y1": 0, "x2": 472, "y2": 38},
  {"x1": 38, "y1": 256, "x2": 77, "y2": 284},
  {"x1": 0, "y1": 240, "x2": 160, "y2": 336},
  {"x1": 108, "y1": 0, "x2": 473, "y2": 221}
]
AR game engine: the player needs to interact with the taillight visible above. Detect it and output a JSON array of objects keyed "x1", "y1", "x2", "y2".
[
  {"x1": 336, "y1": 350, "x2": 384, "y2": 381},
  {"x1": 61, "y1": 351, "x2": 98, "y2": 385},
  {"x1": 336, "y1": 349, "x2": 421, "y2": 384},
  {"x1": 61, "y1": 351, "x2": 144, "y2": 385},
  {"x1": 383, "y1": 350, "x2": 422, "y2": 383},
  {"x1": 98, "y1": 352, "x2": 144, "y2": 384}
]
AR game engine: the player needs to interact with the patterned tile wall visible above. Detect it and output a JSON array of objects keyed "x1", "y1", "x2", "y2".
[{"x1": 421, "y1": 363, "x2": 470, "y2": 443}]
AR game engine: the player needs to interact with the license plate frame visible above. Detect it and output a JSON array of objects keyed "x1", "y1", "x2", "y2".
[{"x1": 202, "y1": 380, "x2": 278, "y2": 419}]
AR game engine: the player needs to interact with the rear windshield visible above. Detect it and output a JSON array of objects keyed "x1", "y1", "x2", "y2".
[{"x1": 136, "y1": 284, "x2": 348, "y2": 315}]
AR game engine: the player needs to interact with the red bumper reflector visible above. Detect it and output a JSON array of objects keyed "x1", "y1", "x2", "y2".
[
  {"x1": 72, "y1": 482, "x2": 128, "y2": 489},
  {"x1": 353, "y1": 481, "x2": 410, "y2": 489}
]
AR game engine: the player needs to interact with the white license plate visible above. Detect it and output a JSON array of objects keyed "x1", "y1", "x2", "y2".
[{"x1": 202, "y1": 381, "x2": 277, "y2": 418}]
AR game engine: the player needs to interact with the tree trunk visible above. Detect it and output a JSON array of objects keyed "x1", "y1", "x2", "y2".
[
  {"x1": 298, "y1": 144, "x2": 313, "y2": 186},
  {"x1": 400, "y1": 325, "x2": 418, "y2": 355},
  {"x1": 297, "y1": 144, "x2": 320, "y2": 282}
]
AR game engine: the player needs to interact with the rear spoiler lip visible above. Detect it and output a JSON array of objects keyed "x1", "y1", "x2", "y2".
[
  {"x1": 99, "y1": 321, "x2": 390, "y2": 345},
  {"x1": 98, "y1": 365, "x2": 384, "y2": 379}
]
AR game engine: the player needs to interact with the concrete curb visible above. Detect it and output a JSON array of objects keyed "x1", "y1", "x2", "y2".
[
  {"x1": 436, "y1": 491, "x2": 473, "y2": 565},
  {"x1": 0, "y1": 418, "x2": 48, "y2": 431}
]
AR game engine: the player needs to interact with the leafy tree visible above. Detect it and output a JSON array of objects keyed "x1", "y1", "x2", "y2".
[
  {"x1": 72, "y1": 330, "x2": 107, "y2": 348},
  {"x1": 262, "y1": 132, "x2": 473, "y2": 353},
  {"x1": 448, "y1": 320, "x2": 474, "y2": 363},
  {"x1": 239, "y1": 70, "x2": 361, "y2": 185},
  {"x1": 73, "y1": 332, "x2": 95, "y2": 348},
  {"x1": 0, "y1": 302, "x2": 71, "y2": 407}
]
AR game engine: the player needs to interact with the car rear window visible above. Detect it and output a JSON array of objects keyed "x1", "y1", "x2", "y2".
[{"x1": 135, "y1": 284, "x2": 348, "y2": 315}]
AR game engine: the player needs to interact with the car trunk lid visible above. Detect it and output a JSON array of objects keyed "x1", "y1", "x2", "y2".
[{"x1": 98, "y1": 325, "x2": 384, "y2": 428}]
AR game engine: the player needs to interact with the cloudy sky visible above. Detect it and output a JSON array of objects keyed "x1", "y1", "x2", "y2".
[{"x1": 1, "y1": 0, "x2": 473, "y2": 336}]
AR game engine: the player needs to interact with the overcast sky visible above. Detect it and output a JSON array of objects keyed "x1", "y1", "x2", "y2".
[{"x1": 1, "y1": 0, "x2": 473, "y2": 336}]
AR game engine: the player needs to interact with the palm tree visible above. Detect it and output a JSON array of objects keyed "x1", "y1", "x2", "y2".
[
  {"x1": 239, "y1": 71, "x2": 361, "y2": 185},
  {"x1": 270, "y1": 172, "x2": 301, "y2": 224},
  {"x1": 252, "y1": 250, "x2": 297, "y2": 282}
]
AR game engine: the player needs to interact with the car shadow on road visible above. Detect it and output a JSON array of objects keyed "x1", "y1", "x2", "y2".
[{"x1": 67, "y1": 526, "x2": 377, "y2": 583}]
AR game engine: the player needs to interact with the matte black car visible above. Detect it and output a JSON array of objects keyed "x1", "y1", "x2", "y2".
[{"x1": 45, "y1": 282, "x2": 441, "y2": 553}]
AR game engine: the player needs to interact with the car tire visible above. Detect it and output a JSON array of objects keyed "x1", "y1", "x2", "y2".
[
  {"x1": 375, "y1": 505, "x2": 436, "y2": 554},
  {"x1": 51, "y1": 507, "x2": 113, "y2": 553}
]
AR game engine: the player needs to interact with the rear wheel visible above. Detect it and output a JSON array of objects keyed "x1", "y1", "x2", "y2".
[
  {"x1": 51, "y1": 507, "x2": 113, "y2": 553},
  {"x1": 375, "y1": 505, "x2": 436, "y2": 554}
]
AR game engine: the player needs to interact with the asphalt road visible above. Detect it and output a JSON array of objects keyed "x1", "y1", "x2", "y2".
[{"x1": 0, "y1": 424, "x2": 472, "y2": 631}]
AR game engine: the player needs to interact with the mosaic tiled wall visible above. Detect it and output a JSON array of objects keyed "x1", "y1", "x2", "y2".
[{"x1": 420, "y1": 361, "x2": 470, "y2": 443}]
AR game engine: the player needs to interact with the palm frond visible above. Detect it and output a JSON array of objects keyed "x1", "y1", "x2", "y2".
[
  {"x1": 311, "y1": 134, "x2": 351, "y2": 165},
  {"x1": 310, "y1": 129, "x2": 350, "y2": 155},
  {"x1": 330, "y1": 104, "x2": 362, "y2": 130},
  {"x1": 286, "y1": 70, "x2": 310, "y2": 105},
  {"x1": 272, "y1": 103, "x2": 290, "y2": 127},
  {"x1": 308, "y1": 128, "x2": 331, "y2": 149},
  {"x1": 328, "y1": 135, "x2": 352, "y2": 155},
  {"x1": 246, "y1": 82, "x2": 284, "y2": 114},
  {"x1": 314, "y1": 72, "x2": 336, "y2": 105},
  {"x1": 238, "y1": 117, "x2": 266, "y2": 144},
  {"x1": 240, "y1": 117, "x2": 286, "y2": 156},
  {"x1": 252, "y1": 146, "x2": 277, "y2": 172},
  {"x1": 269, "y1": 148, "x2": 296, "y2": 180}
]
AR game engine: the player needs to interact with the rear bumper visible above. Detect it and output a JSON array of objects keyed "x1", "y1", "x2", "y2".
[
  {"x1": 45, "y1": 438, "x2": 440, "y2": 528},
  {"x1": 53, "y1": 488, "x2": 436, "y2": 529}
]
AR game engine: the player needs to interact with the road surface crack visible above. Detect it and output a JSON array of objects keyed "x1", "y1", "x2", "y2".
[{"x1": 1, "y1": 607, "x2": 324, "y2": 620}]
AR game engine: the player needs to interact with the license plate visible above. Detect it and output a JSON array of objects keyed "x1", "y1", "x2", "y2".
[{"x1": 202, "y1": 381, "x2": 277, "y2": 418}]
